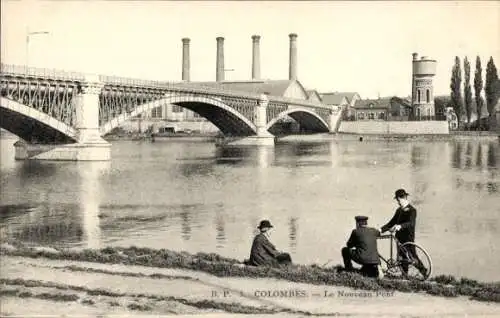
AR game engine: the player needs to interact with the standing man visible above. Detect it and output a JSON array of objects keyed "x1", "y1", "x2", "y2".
[
  {"x1": 248, "y1": 220, "x2": 292, "y2": 267},
  {"x1": 380, "y1": 188, "x2": 427, "y2": 276},
  {"x1": 341, "y1": 215, "x2": 381, "y2": 277}
]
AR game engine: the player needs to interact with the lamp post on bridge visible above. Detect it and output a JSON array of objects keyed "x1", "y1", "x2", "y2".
[{"x1": 25, "y1": 29, "x2": 50, "y2": 73}]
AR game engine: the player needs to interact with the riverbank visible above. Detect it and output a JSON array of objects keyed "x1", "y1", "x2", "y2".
[
  {"x1": 103, "y1": 132, "x2": 218, "y2": 142},
  {"x1": 1, "y1": 243, "x2": 499, "y2": 317},
  {"x1": 103, "y1": 131, "x2": 499, "y2": 144},
  {"x1": 278, "y1": 132, "x2": 499, "y2": 143}
]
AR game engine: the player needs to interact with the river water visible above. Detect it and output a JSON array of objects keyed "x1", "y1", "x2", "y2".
[{"x1": 1, "y1": 134, "x2": 499, "y2": 282}]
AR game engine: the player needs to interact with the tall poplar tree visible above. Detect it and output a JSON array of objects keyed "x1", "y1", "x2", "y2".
[
  {"x1": 464, "y1": 57, "x2": 473, "y2": 128},
  {"x1": 474, "y1": 56, "x2": 485, "y2": 128},
  {"x1": 485, "y1": 57, "x2": 499, "y2": 118},
  {"x1": 450, "y1": 56, "x2": 463, "y2": 126}
]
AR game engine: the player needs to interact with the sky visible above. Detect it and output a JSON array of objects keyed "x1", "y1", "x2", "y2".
[{"x1": 1, "y1": 1, "x2": 499, "y2": 99}]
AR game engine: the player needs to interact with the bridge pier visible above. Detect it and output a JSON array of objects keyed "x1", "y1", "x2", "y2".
[
  {"x1": 328, "y1": 106, "x2": 342, "y2": 133},
  {"x1": 14, "y1": 75, "x2": 111, "y2": 161},
  {"x1": 218, "y1": 94, "x2": 276, "y2": 146}
]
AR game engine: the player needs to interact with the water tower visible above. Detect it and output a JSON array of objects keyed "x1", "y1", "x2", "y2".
[{"x1": 411, "y1": 53, "x2": 437, "y2": 119}]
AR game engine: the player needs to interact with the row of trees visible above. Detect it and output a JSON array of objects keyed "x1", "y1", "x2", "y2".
[{"x1": 450, "y1": 56, "x2": 499, "y2": 129}]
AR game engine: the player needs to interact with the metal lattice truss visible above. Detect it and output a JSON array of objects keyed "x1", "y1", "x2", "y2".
[
  {"x1": 1, "y1": 64, "x2": 334, "y2": 135},
  {"x1": 0, "y1": 76, "x2": 79, "y2": 127},
  {"x1": 99, "y1": 85, "x2": 165, "y2": 126},
  {"x1": 314, "y1": 108, "x2": 332, "y2": 124},
  {"x1": 267, "y1": 102, "x2": 289, "y2": 123}
]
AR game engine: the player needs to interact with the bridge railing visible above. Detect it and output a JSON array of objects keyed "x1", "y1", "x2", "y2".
[
  {"x1": 1, "y1": 63, "x2": 332, "y2": 110},
  {"x1": 1, "y1": 64, "x2": 86, "y2": 81}
]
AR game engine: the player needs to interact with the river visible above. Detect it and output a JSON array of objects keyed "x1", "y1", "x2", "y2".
[{"x1": 1, "y1": 134, "x2": 499, "y2": 282}]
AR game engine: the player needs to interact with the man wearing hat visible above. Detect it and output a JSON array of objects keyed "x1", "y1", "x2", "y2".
[
  {"x1": 341, "y1": 215, "x2": 381, "y2": 277},
  {"x1": 248, "y1": 220, "x2": 292, "y2": 267},
  {"x1": 380, "y1": 188, "x2": 426, "y2": 276}
]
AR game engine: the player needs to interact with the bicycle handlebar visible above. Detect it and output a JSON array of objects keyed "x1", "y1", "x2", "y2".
[{"x1": 377, "y1": 233, "x2": 395, "y2": 240}]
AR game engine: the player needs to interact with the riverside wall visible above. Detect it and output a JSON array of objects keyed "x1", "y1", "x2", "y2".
[{"x1": 338, "y1": 121, "x2": 449, "y2": 135}]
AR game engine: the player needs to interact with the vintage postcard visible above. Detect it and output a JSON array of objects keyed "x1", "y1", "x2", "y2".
[{"x1": 0, "y1": 1, "x2": 499, "y2": 317}]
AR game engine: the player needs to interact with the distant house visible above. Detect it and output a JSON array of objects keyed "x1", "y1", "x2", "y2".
[
  {"x1": 353, "y1": 98, "x2": 391, "y2": 121},
  {"x1": 389, "y1": 97, "x2": 413, "y2": 120}
]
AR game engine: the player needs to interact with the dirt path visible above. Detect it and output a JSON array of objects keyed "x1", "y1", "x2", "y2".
[{"x1": 1, "y1": 255, "x2": 499, "y2": 317}]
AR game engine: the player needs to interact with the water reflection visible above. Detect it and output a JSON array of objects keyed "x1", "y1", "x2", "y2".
[
  {"x1": 487, "y1": 142, "x2": 498, "y2": 168},
  {"x1": 8, "y1": 204, "x2": 84, "y2": 245},
  {"x1": 257, "y1": 146, "x2": 273, "y2": 168},
  {"x1": 451, "y1": 141, "x2": 499, "y2": 170},
  {"x1": 179, "y1": 161, "x2": 215, "y2": 178},
  {"x1": 450, "y1": 141, "x2": 499, "y2": 194},
  {"x1": 289, "y1": 217, "x2": 298, "y2": 252},
  {"x1": 215, "y1": 211, "x2": 226, "y2": 249},
  {"x1": 1, "y1": 162, "x2": 109, "y2": 248},
  {"x1": 79, "y1": 162, "x2": 109, "y2": 249},
  {"x1": 214, "y1": 145, "x2": 275, "y2": 168},
  {"x1": 215, "y1": 147, "x2": 250, "y2": 165},
  {"x1": 275, "y1": 142, "x2": 332, "y2": 167},
  {"x1": 180, "y1": 206, "x2": 191, "y2": 241}
]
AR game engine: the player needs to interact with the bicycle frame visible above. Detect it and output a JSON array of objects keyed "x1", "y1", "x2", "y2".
[
  {"x1": 377, "y1": 233, "x2": 400, "y2": 268},
  {"x1": 377, "y1": 232, "x2": 432, "y2": 280}
]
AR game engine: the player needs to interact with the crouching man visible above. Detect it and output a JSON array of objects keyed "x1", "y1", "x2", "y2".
[
  {"x1": 248, "y1": 220, "x2": 292, "y2": 267},
  {"x1": 341, "y1": 215, "x2": 381, "y2": 278}
]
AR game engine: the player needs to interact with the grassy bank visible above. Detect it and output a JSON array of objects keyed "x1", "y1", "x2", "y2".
[{"x1": 1, "y1": 242, "x2": 499, "y2": 303}]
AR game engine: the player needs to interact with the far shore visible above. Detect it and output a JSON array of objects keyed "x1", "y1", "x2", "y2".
[{"x1": 100, "y1": 131, "x2": 500, "y2": 143}]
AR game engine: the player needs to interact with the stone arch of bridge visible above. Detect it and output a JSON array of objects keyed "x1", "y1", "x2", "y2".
[
  {"x1": 100, "y1": 94, "x2": 257, "y2": 136},
  {"x1": 266, "y1": 107, "x2": 330, "y2": 133},
  {"x1": 0, "y1": 97, "x2": 78, "y2": 143}
]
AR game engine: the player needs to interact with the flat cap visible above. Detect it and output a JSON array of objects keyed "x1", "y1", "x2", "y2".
[{"x1": 355, "y1": 215, "x2": 368, "y2": 222}]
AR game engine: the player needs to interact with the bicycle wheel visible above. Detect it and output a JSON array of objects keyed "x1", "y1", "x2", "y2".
[
  {"x1": 379, "y1": 256, "x2": 404, "y2": 278},
  {"x1": 399, "y1": 242, "x2": 432, "y2": 280}
]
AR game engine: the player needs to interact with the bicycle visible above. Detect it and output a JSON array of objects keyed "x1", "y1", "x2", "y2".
[{"x1": 377, "y1": 232, "x2": 432, "y2": 281}]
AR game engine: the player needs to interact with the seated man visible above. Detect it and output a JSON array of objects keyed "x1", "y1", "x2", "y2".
[
  {"x1": 248, "y1": 220, "x2": 292, "y2": 267},
  {"x1": 341, "y1": 215, "x2": 381, "y2": 277}
]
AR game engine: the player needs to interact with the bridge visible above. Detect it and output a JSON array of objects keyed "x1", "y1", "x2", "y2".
[{"x1": 0, "y1": 64, "x2": 341, "y2": 161}]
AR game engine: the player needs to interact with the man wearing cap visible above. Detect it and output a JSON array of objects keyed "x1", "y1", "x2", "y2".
[
  {"x1": 248, "y1": 220, "x2": 292, "y2": 267},
  {"x1": 380, "y1": 188, "x2": 426, "y2": 276},
  {"x1": 341, "y1": 216, "x2": 381, "y2": 277}
]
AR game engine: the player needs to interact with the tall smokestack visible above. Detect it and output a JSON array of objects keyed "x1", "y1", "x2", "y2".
[
  {"x1": 288, "y1": 33, "x2": 297, "y2": 80},
  {"x1": 216, "y1": 37, "x2": 225, "y2": 82},
  {"x1": 182, "y1": 38, "x2": 190, "y2": 81},
  {"x1": 251, "y1": 35, "x2": 261, "y2": 80}
]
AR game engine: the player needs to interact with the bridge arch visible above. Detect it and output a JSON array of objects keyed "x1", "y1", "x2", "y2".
[
  {"x1": 266, "y1": 107, "x2": 330, "y2": 133},
  {"x1": 100, "y1": 94, "x2": 257, "y2": 136},
  {"x1": 0, "y1": 97, "x2": 78, "y2": 143}
]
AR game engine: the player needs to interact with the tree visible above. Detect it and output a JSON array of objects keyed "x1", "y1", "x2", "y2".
[
  {"x1": 463, "y1": 57, "x2": 473, "y2": 128},
  {"x1": 450, "y1": 56, "x2": 463, "y2": 126},
  {"x1": 485, "y1": 57, "x2": 499, "y2": 118},
  {"x1": 434, "y1": 96, "x2": 451, "y2": 116},
  {"x1": 474, "y1": 56, "x2": 485, "y2": 128}
]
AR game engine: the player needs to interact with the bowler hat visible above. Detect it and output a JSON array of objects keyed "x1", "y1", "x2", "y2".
[
  {"x1": 355, "y1": 215, "x2": 368, "y2": 222},
  {"x1": 394, "y1": 188, "x2": 410, "y2": 199},
  {"x1": 258, "y1": 220, "x2": 273, "y2": 229}
]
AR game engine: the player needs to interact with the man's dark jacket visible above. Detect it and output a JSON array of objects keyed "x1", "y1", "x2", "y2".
[
  {"x1": 249, "y1": 233, "x2": 279, "y2": 266},
  {"x1": 346, "y1": 227, "x2": 381, "y2": 265},
  {"x1": 381, "y1": 204, "x2": 417, "y2": 243}
]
